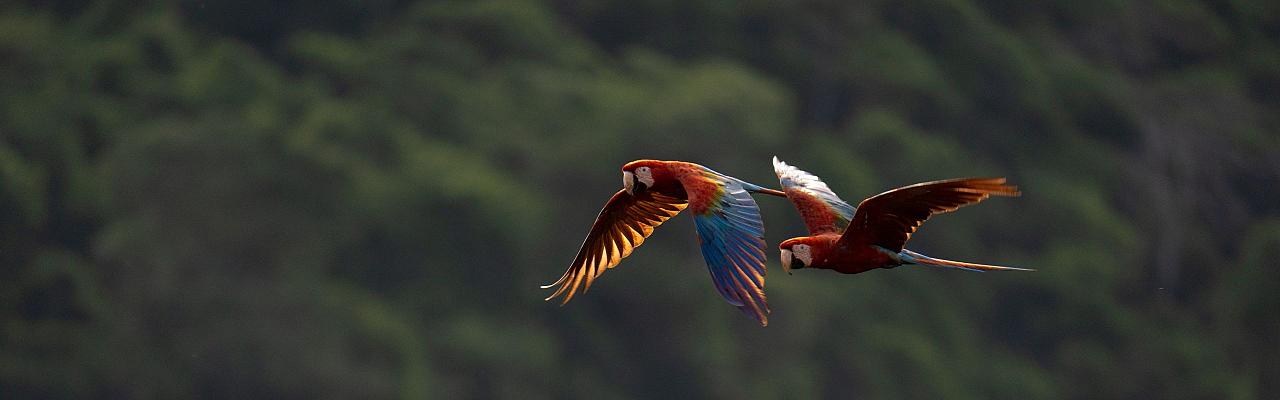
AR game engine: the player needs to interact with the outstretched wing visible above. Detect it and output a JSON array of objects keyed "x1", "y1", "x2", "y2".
[
  {"x1": 773, "y1": 157, "x2": 856, "y2": 235},
  {"x1": 690, "y1": 170, "x2": 771, "y2": 326},
  {"x1": 543, "y1": 190, "x2": 687, "y2": 305},
  {"x1": 840, "y1": 177, "x2": 1019, "y2": 252}
]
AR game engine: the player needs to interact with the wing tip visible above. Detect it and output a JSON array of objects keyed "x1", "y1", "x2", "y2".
[
  {"x1": 742, "y1": 301, "x2": 771, "y2": 327},
  {"x1": 961, "y1": 177, "x2": 1021, "y2": 197},
  {"x1": 543, "y1": 291, "x2": 574, "y2": 306},
  {"x1": 993, "y1": 184, "x2": 1021, "y2": 197},
  {"x1": 772, "y1": 156, "x2": 790, "y2": 177},
  {"x1": 541, "y1": 286, "x2": 564, "y2": 303}
]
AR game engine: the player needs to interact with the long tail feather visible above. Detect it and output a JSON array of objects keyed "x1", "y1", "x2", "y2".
[
  {"x1": 754, "y1": 187, "x2": 787, "y2": 197},
  {"x1": 734, "y1": 180, "x2": 787, "y2": 197},
  {"x1": 900, "y1": 249, "x2": 1033, "y2": 272}
]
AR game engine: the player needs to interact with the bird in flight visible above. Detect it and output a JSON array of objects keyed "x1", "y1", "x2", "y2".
[
  {"x1": 772, "y1": 157, "x2": 1031, "y2": 275},
  {"x1": 543, "y1": 160, "x2": 787, "y2": 326}
]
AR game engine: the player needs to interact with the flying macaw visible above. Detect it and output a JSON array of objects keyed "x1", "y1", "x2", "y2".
[
  {"x1": 772, "y1": 157, "x2": 1032, "y2": 275},
  {"x1": 543, "y1": 160, "x2": 787, "y2": 326}
]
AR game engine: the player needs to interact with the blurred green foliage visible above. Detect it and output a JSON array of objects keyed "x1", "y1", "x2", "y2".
[{"x1": 2, "y1": 0, "x2": 1278, "y2": 398}]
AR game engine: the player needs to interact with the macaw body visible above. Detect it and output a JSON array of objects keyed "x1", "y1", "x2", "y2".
[
  {"x1": 543, "y1": 160, "x2": 786, "y2": 326},
  {"x1": 773, "y1": 157, "x2": 1031, "y2": 274},
  {"x1": 636, "y1": 161, "x2": 732, "y2": 213}
]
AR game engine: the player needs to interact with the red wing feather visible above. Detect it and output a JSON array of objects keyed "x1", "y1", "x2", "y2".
[
  {"x1": 772, "y1": 157, "x2": 857, "y2": 235},
  {"x1": 543, "y1": 190, "x2": 687, "y2": 305},
  {"x1": 841, "y1": 178, "x2": 1019, "y2": 251}
]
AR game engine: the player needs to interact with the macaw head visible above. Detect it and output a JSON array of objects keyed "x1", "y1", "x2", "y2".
[
  {"x1": 621, "y1": 160, "x2": 661, "y2": 195},
  {"x1": 779, "y1": 236, "x2": 831, "y2": 274}
]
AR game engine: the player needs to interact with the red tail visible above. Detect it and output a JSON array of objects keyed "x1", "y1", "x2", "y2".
[
  {"x1": 755, "y1": 187, "x2": 787, "y2": 197},
  {"x1": 902, "y1": 250, "x2": 1033, "y2": 272}
]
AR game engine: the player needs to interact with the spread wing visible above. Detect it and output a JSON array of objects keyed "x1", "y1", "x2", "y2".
[
  {"x1": 772, "y1": 157, "x2": 856, "y2": 235},
  {"x1": 691, "y1": 170, "x2": 772, "y2": 326},
  {"x1": 543, "y1": 190, "x2": 687, "y2": 305},
  {"x1": 840, "y1": 177, "x2": 1019, "y2": 251}
]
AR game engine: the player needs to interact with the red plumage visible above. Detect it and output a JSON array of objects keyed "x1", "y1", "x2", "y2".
[
  {"x1": 774, "y1": 158, "x2": 1030, "y2": 274},
  {"x1": 546, "y1": 159, "x2": 786, "y2": 326},
  {"x1": 781, "y1": 189, "x2": 843, "y2": 235}
]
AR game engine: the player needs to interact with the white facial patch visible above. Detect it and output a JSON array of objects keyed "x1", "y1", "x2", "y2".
[
  {"x1": 635, "y1": 167, "x2": 655, "y2": 188},
  {"x1": 792, "y1": 244, "x2": 813, "y2": 266}
]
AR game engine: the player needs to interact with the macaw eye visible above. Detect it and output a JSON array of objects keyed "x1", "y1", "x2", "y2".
[{"x1": 638, "y1": 166, "x2": 649, "y2": 173}]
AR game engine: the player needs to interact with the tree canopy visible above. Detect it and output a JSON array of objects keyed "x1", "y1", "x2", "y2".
[{"x1": 2, "y1": 0, "x2": 1278, "y2": 398}]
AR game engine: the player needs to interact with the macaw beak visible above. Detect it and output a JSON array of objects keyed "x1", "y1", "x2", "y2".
[
  {"x1": 781, "y1": 248, "x2": 806, "y2": 274},
  {"x1": 623, "y1": 171, "x2": 647, "y2": 195}
]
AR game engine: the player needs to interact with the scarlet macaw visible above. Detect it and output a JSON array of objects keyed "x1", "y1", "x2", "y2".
[
  {"x1": 772, "y1": 157, "x2": 1032, "y2": 274},
  {"x1": 543, "y1": 160, "x2": 787, "y2": 326}
]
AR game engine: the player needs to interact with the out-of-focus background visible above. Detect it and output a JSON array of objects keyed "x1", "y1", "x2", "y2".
[{"x1": 2, "y1": 0, "x2": 1278, "y2": 398}]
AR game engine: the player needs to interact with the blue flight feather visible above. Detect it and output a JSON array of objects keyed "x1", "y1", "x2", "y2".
[{"x1": 691, "y1": 176, "x2": 771, "y2": 325}]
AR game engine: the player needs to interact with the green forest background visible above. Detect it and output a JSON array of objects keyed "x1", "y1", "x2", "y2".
[{"x1": 2, "y1": 0, "x2": 1279, "y2": 398}]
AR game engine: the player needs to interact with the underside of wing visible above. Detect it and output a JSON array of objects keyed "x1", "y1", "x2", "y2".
[
  {"x1": 773, "y1": 157, "x2": 856, "y2": 235},
  {"x1": 842, "y1": 177, "x2": 1019, "y2": 251},
  {"x1": 543, "y1": 190, "x2": 687, "y2": 305},
  {"x1": 692, "y1": 173, "x2": 771, "y2": 326}
]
